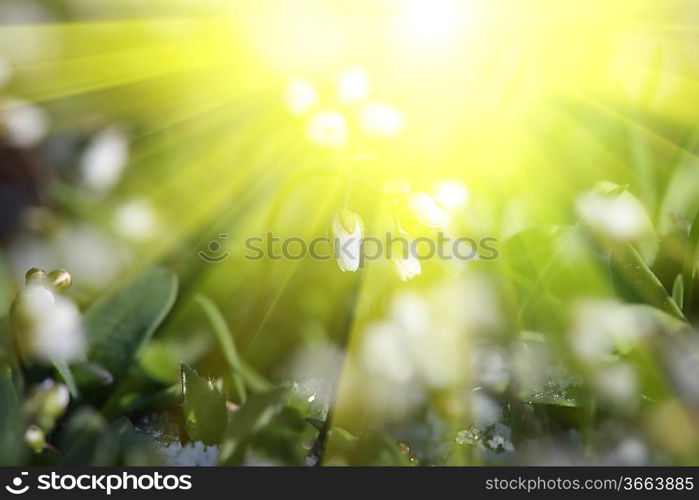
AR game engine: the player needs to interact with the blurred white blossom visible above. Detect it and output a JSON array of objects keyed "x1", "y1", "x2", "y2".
[
  {"x1": 306, "y1": 110, "x2": 348, "y2": 148},
  {"x1": 473, "y1": 347, "x2": 510, "y2": 392},
  {"x1": 406, "y1": 192, "x2": 448, "y2": 228},
  {"x1": 0, "y1": 98, "x2": 50, "y2": 147},
  {"x1": 286, "y1": 77, "x2": 319, "y2": 115},
  {"x1": 113, "y1": 200, "x2": 157, "y2": 241},
  {"x1": 594, "y1": 363, "x2": 639, "y2": 413},
  {"x1": 391, "y1": 243, "x2": 421, "y2": 281},
  {"x1": 358, "y1": 101, "x2": 405, "y2": 138},
  {"x1": 24, "y1": 425, "x2": 45, "y2": 453},
  {"x1": 471, "y1": 391, "x2": 501, "y2": 427},
  {"x1": 360, "y1": 291, "x2": 468, "y2": 391},
  {"x1": 8, "y1": 224, "x2": 132, "y2": 290},
  {"x1": 158, "y1": 441, "x2": 218, "y2": 466},
  {"x1": 361, "y1": 321, "x2": 414, "y2": 383},
  {"x1": 431, "y1": 277, "x2": 502, "y2": 333},
  {"x1": 434, "y1": 179, "x2": 469, "y2": 210},
  {"x1": 576, "y1": 189, "x2": 652, "y2": 242},
  {"x1": 80, "y1": 126, "x2": 129, "y2": 194},
  {"x1": 337, "y1": 67, "x2": 371, "y2": 104},
  {"x1": 511, "y1": 335, "x2": 550, "y2": 394},
  {"x1": 486, "y1": 423, "x2": 515, "y2": 453},
  {"x1": 389, "y1": 291, "x2": 432, "y2": 334},
  {"x1": 603, "y1": 437, "x2": 648, "y2": 465},
  {"x1": 54, "y1": 225, "x2": 132, "y2": 288},
  {"x1": 665, "y1": 337, "x2": 699, "y2": 403},
  {"x1": 13, "y1": 283, "x2": 85, "y2": 364},
  {"x1": 569, "y1": 300, "x2": 649, "y2": 362},
  {"x1": 27, "y1": 379, "x2": 70, "y2": 419},
  {"x1": 24, "y1": 379, "x2": 70, "y2": 434}
]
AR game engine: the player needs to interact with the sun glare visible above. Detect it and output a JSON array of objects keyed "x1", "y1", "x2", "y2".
[{"x1": 396, "y1": 0, "x2": 470, "y2": 47}]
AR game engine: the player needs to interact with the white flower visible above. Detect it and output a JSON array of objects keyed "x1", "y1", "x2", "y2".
[
  {"x1": 337, "y1": 67, "x2": 371, "y2": 104},
  {"x1": 307, "y1": 110, "x2": 348, "y2": 148},
  {"x1": 389, "y1": 292, "x2": 432, "y2": 335},
  {"x1": 604, "y1": 438, "x2": 648, "y2": 466},
  {"x1": 358, "y1": 101, "x2": 405, "y2": 138},
  {"x1": 434, "y1": 179, "x2": 469, "y2": 210},
  {"x1": 391, "y1": 243, "x2": 421, "y2": 281},
  {"x1": 80, "y1": 126, "x2": 129, "y2": 194},
  {"x1": 472, "y1": 392, "x2": 501, "y2": 427},
  {"x1": 333, "y1": 209, "x2": 363, "y2": 272},
  {"x1": 24, "y1": 425, "x2": 45, "y2": 452},
  {"x1": 40, "y1": 379, "x2": 70, "y2": 418},
  {"x1": 158, "y1": 441, "x2": 219, "y2": 466},
  {"x1": 113, "y1": 200, "x2": 156, "y2": 241},
  {"x1": 286, "y1": 77, "x2": 319, "y2": 115},
  {"x1": 576, "y1": 188, "x2": 652, "y2": 242},
  {"x1": 54, "y1": 224, "x2": 132, "y2": 289},
  {"x1": 0, "y1": 98, "x2": 49, "y2": 147},
  {"x1": 13, "y1": 284, "x2": 85, "y2": 364},
  {"x1": 486, "y1": 423, "x2": 515, "y2": 453},
  {"x1": 25, "y1": 378, "x2": 70, "y2": 433},
  {"x1": 361, "y1": 322, "x2": 414, "y2": 383},
  {"x1": 594, "y1": 363, "x2": 639, "y2": 412},
  {"x1": 473, "y1": 347, "x2": 510, "y2": 392},
  {"x1": 569, "y1": 300, "x2": 648, "y2": 363},
  {"x1": 406, "y1": 192, "x2": 448, "y2": 228}
]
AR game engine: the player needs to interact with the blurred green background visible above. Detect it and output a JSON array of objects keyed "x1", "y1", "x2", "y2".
[{"x1": 1, "y1": 0, "x2": 699, "y2": 466}]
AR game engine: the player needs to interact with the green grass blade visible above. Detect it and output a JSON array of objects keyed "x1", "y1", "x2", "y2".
[
  {"x1": 610, "y1": 243, "x2": 685, "y2": 320},
  {"x1": 195, "y1": 295, "x2": 270, "y2": 397}
]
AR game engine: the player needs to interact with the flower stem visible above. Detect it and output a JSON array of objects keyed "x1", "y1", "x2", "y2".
[{"x1": 308, "y1": 271, "x2": 363, "y2": 466}]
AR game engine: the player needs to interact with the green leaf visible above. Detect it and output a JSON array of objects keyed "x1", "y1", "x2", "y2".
[
  {"x1": 348, "y1": 432, "x2": 412, "y2": 466},
  {"x1": 657, "y1": 143, "x2": 699, "y2": 237},
  {"x1": 0, "y1": 258, "x2": 11, "y2": 318},
  {"x1": 523, "y1": 387, "x2": 583, "y2": 408},
  {"x1": 610, "y1": 243, "x2": 684, "y2": 320},
  {"x1": 327, "y1": 426, "x2": 359, "y2": 454},
  {"x1": 682, "y1": 209, "x2": 699, "y2": 315},
  {"x1": 305, "y1": 418, "x2": 325, "y2": 432},
  {"x1": 504, "y1": 225, "x2": 607, "y2": 330},
  {"x1": 60, "y1": 408, "x2": 119, "y2": 465},
  {"x1": 0, "y1": 366, "x2": 28, "y2": 465},
  {"x1": 195, "y1": 294, "x2": 271, "y2": 397},
  {"x1": 84, "y1": 267, "x2": 178, "y2": 388},
  {"x1": 120, "y1": 384, "x2": 180, "y2": 418},
  {"x1": 113, "y1": 417, "x2": 163, "y2": 466},
  {"x1": 251, "y1": 406, "x2": 314, "y2": 465},
  {"x1": 138, "y1": 340, "x2": 180, "y2": 384},
  {"x1": 219, "y1": 386, "x2": 289, "y2": 465},
  {"x1": 53, "y1": 360, "x2": 79, "y2": 399},
  {"x1": 672, "y1": 274, "x2": 684, "y2": 312},
  {"x1": 72, "y1": 362, "x2": 114, "y2": 390},
  {"x1": 181, "y1": 363, "x2": 227, "y2": 445}
]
